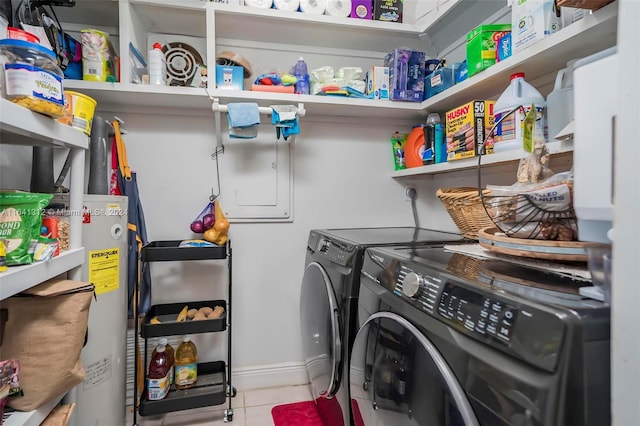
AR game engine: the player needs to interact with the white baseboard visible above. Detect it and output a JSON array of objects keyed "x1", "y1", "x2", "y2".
[{"x1": 230, "y1": 361, "x2": 309, "y2": 391}]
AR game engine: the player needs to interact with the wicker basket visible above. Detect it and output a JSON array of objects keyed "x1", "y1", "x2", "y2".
[{"x1": 436, "y1": 187, "x2": 495, "y2": 240}]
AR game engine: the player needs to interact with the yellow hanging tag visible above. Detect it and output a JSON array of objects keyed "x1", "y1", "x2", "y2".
[{"x1": 522, "y1": 104, "x2": 536, "y2": 153}]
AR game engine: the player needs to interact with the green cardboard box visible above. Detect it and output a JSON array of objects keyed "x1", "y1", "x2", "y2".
[{"x1": 466, "y1": 24, "x2": 511, "y2": 78}]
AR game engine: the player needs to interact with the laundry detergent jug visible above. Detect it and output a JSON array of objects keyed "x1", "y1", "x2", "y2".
[
  {"x1": 546, "y1": 60, "x2": 576, "y2": 141},
  {"x1": 493, "y1": 72, "x2": 546, "y2": 152}
]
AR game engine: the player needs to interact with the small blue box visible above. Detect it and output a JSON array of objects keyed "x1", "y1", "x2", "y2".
[
  {"x1": 384, "y1": 48, "x2": 425, "y2": 102},
  {"x1": 215, "y1": 65, "x2": 244, "y2": 90}
]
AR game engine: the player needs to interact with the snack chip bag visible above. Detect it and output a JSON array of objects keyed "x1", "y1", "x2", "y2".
[{"x1": 0, "y1": 192, "x2": 53, "y2": 265}]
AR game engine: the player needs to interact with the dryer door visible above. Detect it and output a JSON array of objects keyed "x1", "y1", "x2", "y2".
[
  {"x1": 300, "y1": 261, "x2": 343, "y2": 400},
  {"x1": 349, "y1": 312, "x2": 479, "y2": 426}
]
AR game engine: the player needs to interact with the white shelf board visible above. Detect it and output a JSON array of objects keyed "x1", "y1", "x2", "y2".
[
  {"x1": 2, "y1": 393, "x2": 65, "y2": 426},
  {"x1": 421, "y1": 1, "x2": 618, "y2": 114},
  {"x1": 210, "y1": 2, "x2": 423, "y2": 53},
  {"x1": 0, "y1": 99, "x2": 88, "y2": 149},
  {"x1": 209, "y1": 2, "x2": 420, "y2": 34},
  {"x1": 0, "y1": 248, "x2": 85, "y2": 300},
  {"x1": 63, "y1": 80, "x2": 425, "y2": 120},
  {"x1": 391, "y1": 140, "x2": 574, "y2": 178}
]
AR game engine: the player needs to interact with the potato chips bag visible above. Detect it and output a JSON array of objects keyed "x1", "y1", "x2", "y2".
[{"x1": 0, "y1": 192, "x2": 53, "y2": 265}]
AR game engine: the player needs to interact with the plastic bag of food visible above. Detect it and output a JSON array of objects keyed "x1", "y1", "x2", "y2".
[
  {"x1": 516, "y1": 106, "x2": 554, "y2": 184},
  {"x1": 0, "y1": 192, "x2": 53, "y2": 265},
  {"x1": 189, "y1": 202, "x2": 214, "y2": 234},
  {"x1": 485, "y1": 171, "x2": 576, "y2": 240}
]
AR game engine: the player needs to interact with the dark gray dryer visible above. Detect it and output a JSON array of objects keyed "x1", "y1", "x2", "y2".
[
  {"x1": 299, "y1": 228, "x2": 464, "y2": 426},
  {"x1": 351, "y1": 245, "x2": 610, "y2": 426}
]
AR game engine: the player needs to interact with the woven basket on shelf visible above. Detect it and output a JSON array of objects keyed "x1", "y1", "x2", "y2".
[{"x1": 436, "y1": 187, "x2": 495, "y2": 240}]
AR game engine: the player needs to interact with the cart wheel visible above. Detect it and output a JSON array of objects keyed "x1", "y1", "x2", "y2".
[
  {"x1": 224, "y1": 408, "x2": 234, "y2": 422},
  {"x1": 230, "y1": 386, "x2": 237, "y2": 397},
  {"x1": 363, "y1": 381, "x2": 369, "y2": 392}
]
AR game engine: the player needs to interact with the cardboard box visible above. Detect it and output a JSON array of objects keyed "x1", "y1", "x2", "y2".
[
  {"x1": 351, "y1": 0, "x2": 373, "y2": 19},
  {"x1": 366, "y1": 66, "x2": 389, "y2": 100},
  {"x1": 215, "y1": 65, "x2": 244, "y2": 90},
  {"x1": 466, "y1": 24, "x2": 511, "y2": 78},
  {"x1": 512, "y1": 0, "x2": 562, "y2": 54},
  {"x1": 374, "y1": 0, "x2": 403, "y2": 23},
  {"x1": 384, "y1": 48, "x2": 425, "y2": 102},
  {"x1": 445, "y1": 100, "x2": 495, "y2": 161}
]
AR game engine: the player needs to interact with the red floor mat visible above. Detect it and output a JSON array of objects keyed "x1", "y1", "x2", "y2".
[{"x1": 272, "y1": 400, "x2": 324, "y2": 426}]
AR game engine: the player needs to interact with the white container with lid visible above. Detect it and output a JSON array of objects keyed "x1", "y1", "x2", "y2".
[
  {"x1": 148, "y1": 42, "x2": 166, "y2": 86},
  {"x1": 493, "y1": 72, "x2": 546, "y2": 153}
]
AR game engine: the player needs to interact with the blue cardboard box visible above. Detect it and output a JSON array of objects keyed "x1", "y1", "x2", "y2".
[
  {"x1": 215, "y1": 65, "x2": 244, "y2": 90},
  {"x1": 384, "y1": 48, "x2": 425, "y2": 102}
]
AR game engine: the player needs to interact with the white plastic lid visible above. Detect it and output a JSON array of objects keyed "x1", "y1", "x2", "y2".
[
  {"x1": 426, "y1": 113, "x2": 441, "y2": 124},
  {"x1": 159, "y1": 337, "x2": 168, "y2": 345},
  {"x1": 298, "y1": 57, "x2": 304, "y2": 61},
  {"x1": 156, "y1": 344, "x2": 165, "y2": 352},
  {"x1": 183, "y1": 335, "x2": 191, "y2": 342}
]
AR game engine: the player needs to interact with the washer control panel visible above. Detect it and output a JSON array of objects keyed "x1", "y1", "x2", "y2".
[
  {"x1": 438, "y1": 282, "x2": 517, "y2": 343},
  {"x1": 394, "y1": 266, "x2": 442, "y2": 315},
  {"x1": 394, "y1": 266, "x2": 517, "y2": 344},
  {"x1": 316, "y1": 238, "x2": 353, "y2": 266}
]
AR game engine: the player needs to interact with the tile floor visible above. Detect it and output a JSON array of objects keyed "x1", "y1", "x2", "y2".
[{"x1": 126, "y1": 384, "x2": 313, "y2": 426}]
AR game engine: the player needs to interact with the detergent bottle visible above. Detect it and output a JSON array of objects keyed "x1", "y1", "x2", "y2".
[
  {"x1": 291, "y1": 57, "x2": 310, "y2": 95},
  {"x1": 493, "y1": 72, "x2": 546, "y2": 152},
  {"x1": 175, "y1": 335, "x2": 198, "y2": 390},
  {"x1": 147, "y1": 343, "x2": 171, "y2": 400},
  {"x1": 546, "y1": 59, "x2": 576, "y2": 141}
]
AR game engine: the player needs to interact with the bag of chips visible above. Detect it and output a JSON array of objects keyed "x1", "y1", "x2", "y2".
[{"x1": 0, "y1": 191, "x2": 53, "y2": 265}]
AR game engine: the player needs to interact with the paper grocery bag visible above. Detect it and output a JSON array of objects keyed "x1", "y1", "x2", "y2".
[{"x1": 2, "y1": 279, "x2": 94, "y2": 411}]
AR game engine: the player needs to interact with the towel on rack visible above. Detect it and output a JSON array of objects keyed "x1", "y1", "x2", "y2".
[
  {"x1": 271, "y1": 105, "x2": 300, "y2": 140},
  {"x1": 227, "y1": 103, "x2": 260, "y2": 128}
]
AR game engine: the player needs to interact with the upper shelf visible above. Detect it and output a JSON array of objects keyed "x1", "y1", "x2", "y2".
[
  {"x1": 62, "y1": 80, "x2": 425, "y2": 120},
  {"x1": 0, "y1": 99, "x2": 89, "y2": 149},
  {"x1": 209, "y1": 2, "x2": 423, "y2": 52},
  {"x1": 422, "y1": 1, "x2": 618, "y2": 113}
]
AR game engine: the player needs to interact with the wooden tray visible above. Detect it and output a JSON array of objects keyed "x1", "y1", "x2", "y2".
[{"x1": 478, "y1": 228, "x2": 604, "y2": 262}]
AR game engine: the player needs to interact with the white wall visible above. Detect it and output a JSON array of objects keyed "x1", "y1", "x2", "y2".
[{"x1": 99, "y1": 111, "x2": 418, "y2": 376}]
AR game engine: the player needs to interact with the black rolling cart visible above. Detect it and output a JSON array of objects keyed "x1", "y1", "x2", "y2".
[{"x1": 132, "y1": 240, "x2": 235, "y2": 425}]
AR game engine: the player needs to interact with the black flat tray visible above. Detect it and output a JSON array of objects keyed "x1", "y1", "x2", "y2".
[
  {"x1": 139, "y1": 361, "x2": 227, "y2": 416},
  {"x1": 142, "y1": 240, "x2": 228, "y2": 262},
  {"x1": 141, "y1": 300, "x2": 227, "y2": 338}
]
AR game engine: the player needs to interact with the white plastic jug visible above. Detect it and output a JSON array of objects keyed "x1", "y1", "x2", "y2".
[
  {"x1": 546, "y1": 60, "x2": 576, "y2": 141},
  {"x1": 493, "y1": 72, "x2": 546, "y2": 152}
]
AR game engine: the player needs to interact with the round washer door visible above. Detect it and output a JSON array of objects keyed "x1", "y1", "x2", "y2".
[
  {"x1": 300, "y1": 261, "x2": 342, "y2": 400},
  {"x1": 349, "y1": 312, "x2": 479, "y2": 426}
]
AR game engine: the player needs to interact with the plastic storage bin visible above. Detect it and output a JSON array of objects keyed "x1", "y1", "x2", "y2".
[{"x1": 0, "y1": 39, "x2": 65, "y2": 118}]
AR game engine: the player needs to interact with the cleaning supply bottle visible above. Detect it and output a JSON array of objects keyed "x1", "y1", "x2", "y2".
[
  {"x1": 153, "y1": 338, "x2": 175, "y2": 385},
  {"x1": 546, "y1": 59, "x2": 576, "y2": 141},
  {"x1": 175, "y1": 335, "x2": 198, "y2": 390},
  {"x1": 493, "y1": 72, "x2": 546, "y2": 153},
  {"x1": 147, "y1": 344, "x2": 171, "y2": 400},
  {"x1": 148, "y1": 42, "x2": 166, "y2": 86},
  {"x1": 423, "y1": 113, "x2": 441, "y2": 165},
  {"x1": 291, "y1": 57, "x2": 310, "y2": 95}
]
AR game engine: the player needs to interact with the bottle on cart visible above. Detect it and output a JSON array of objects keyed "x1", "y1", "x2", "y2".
[
  {"x1": 175, "y1": 335, "x2": 198, "y2": 390},
  {"x1": 148, "y1": 42, "x2": 166, "y2": 86},
  {"x1": 153, "y1": 338, "x2": 175, "y2": 385},
  {"x1": 147, "y1": 343, "x2": 171, "y2": 400},
  {"x1": 291, "y1": 57, "x2": 310, "y2": 95}
]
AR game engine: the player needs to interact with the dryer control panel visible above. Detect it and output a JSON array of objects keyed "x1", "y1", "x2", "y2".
[{"x1": 438, "y1": 282, "x2": 517, "y2": 343}]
